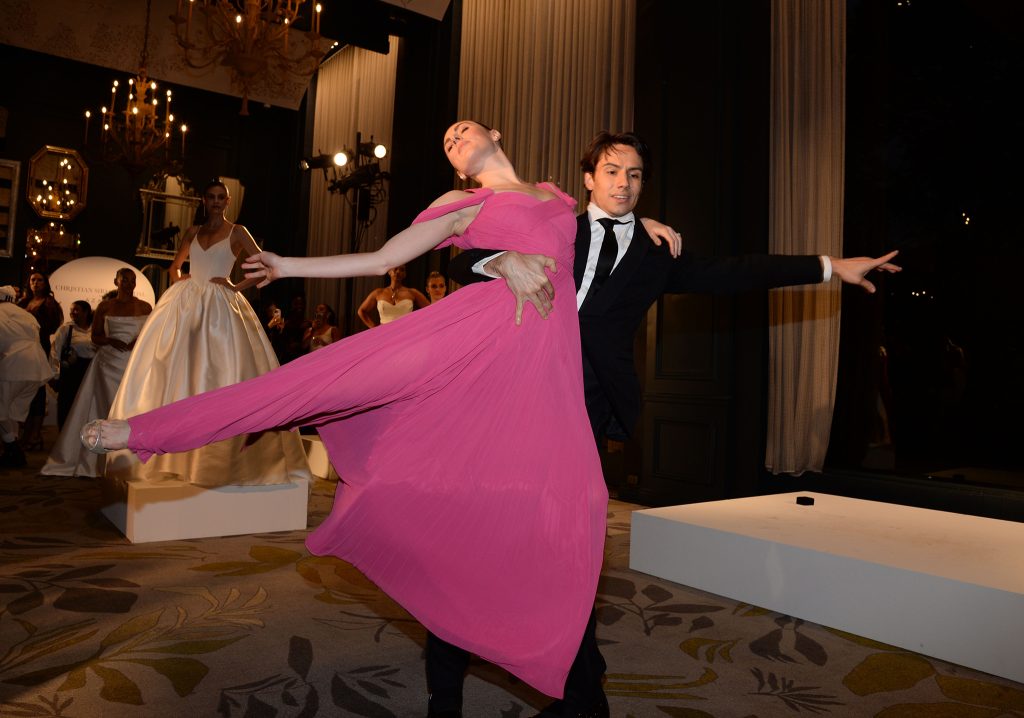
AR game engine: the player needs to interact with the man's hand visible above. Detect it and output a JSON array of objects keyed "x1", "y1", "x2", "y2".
[
  {"x1": 243, "y1": 252, "x2": 288, "y2": 288},
  {"x1": 640, "y1": 218, "x2": 683, "y2": 257},
  {"x1": 831, "y1": 250, "x2": 901, "y2": 293},
  {"x1": 483, "y1": 251, "x2": 558, "y2": 325}
]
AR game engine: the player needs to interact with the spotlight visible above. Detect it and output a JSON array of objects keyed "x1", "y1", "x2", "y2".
[
  {"x1": 358, "y1": 139, "x2": 387, "y2": 159},
  {"x1": 300, "y1": 154, "x2": 333, "y2": 171},
  {"x1": 301, "y1": 152, "x2": 350, "y2": 171}
]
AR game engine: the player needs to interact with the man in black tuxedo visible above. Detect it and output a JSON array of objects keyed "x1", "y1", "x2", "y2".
[{"x1": 428, "y1": 131, "x2": 899, "y2": 718}]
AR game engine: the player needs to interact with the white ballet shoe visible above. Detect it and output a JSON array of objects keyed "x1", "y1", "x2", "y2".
[{"x1": 80, "y1": 420, "x2": 130, "y2": 454}]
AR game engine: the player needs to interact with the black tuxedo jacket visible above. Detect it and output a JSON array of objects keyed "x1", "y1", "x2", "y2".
[{"x1": 448, "y1": 213, "x2": 824, "y2": 439}]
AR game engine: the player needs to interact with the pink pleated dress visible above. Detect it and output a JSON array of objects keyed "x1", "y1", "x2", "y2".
[{"x1": 125, "y1": 185, "x2": 608, "y2": 698}]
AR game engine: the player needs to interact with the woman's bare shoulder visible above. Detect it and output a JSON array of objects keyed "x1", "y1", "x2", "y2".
[{"x1": 428, "y1": 189, "x2": 475, "y2": 210}]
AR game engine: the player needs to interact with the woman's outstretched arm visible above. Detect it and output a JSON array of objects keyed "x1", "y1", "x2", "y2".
[{"x1": 243, "y1": 192, "x2": 476, "y2": 286}]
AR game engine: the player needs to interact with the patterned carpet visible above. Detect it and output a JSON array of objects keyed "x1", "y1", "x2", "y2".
[{"x1": 1, "y1": 433, "x2": 1022, "y2": 717}]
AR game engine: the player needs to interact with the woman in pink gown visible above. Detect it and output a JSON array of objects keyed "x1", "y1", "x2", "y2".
[{"x1": 82, "y1": 122, "x2": 611, "y2": 698}]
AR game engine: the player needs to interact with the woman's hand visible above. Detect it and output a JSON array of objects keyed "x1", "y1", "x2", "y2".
[
  {"x1": 640, "y1": 218, "x2": 683, "y2": 258},
  {"x1": 174, "y1": 272, "x2": 192, "y2": 283},
  {"x1": 243, "y1": 252, "x2": 289, "y2": 288},
  {"x1": 209, "y1": 277, "x2": 232, "y2": 288}
]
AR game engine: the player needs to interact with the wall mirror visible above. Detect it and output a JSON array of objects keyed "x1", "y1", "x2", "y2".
[
  {"x1": 0, "y1": 159, "x2": 19, "y2": 257},
  {"x1": 138, "y1": 174, "x2": 201, "y2": 260},
  {"x1": 27, "y1": 145, "x2": 88, "y2": 221}
]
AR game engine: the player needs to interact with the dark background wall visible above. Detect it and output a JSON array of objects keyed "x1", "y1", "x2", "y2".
[{"x1": 628, "y1": 0, "x2": 773, "y2": 506}]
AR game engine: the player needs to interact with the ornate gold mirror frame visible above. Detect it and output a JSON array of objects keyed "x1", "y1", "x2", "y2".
[{"x1": 26, "y1": 145, "x2": 89, "y2": 221}]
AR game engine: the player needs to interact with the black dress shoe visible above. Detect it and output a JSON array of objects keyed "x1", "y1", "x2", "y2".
[
  {"x1": 531, "y1": 695, "x2": 610, "y2": 718},
  {"x1": 426, "y1": 711, "x2": 462, "y2": 718}
]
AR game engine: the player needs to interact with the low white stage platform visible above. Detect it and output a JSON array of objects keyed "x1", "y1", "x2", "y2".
[
  {"x1": 100, "y1": 476, "x2": 309, "y2": 544},
  {"x1": 630, "y1": 492, "x2": 1024, "y2": 684}
]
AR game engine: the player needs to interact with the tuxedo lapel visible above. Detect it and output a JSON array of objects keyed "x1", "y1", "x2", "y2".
[
  {"x1": 573, "y1": 213, "x2": 590, "y2": 291},
  {"x1": 580, "y1": 219, "x2": 650, "y2": 314}
]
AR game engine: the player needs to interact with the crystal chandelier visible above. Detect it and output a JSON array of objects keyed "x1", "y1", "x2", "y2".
[
  {"x1": 84, "y1": 0, "x2": 188, "y2": 176},
  {"x1": 173, "y1": 0, "x2": 329, "y2": 116}
]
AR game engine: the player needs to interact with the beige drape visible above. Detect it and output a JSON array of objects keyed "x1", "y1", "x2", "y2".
[
  {"x1": 765, "y1": 0, "x2": 846, "y2": 475},
  {"x1": 306, "y1": 37, "x2": 399, "y2": 327},
  {"x1": 458, "y1": 0, "x2": 635, "y2": 206}
]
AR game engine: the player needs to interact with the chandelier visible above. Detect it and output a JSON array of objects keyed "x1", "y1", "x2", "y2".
[
  {"x1": 173, "y1": 0, "x2": 329, "y2": 116},
  {"x1": 84, "y1": 0, "x2": 188, "y2": 176}
]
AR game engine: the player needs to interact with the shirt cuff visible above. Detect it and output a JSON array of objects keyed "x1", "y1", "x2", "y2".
[
  {"x1": 472, "y1": 251, "x2": 507, "y2": 278},
  {"x1": 820, "y1": 255, "x2": 833, "y2": 282}
]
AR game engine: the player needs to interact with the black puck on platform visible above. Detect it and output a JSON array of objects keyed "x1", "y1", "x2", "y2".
[{"x1": 796, "y1": 495, "x2": 815, "y2": 506}]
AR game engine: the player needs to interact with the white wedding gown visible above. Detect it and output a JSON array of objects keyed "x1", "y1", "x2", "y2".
[
  {"x1": 42, "y1": 315, "x2": 146, "y2": 477},
  {"x1": 104, "y1": 237, "x2": 311, "y2": 487},
  {"x1": 377, "y1": 298, "x2": 414, "y2": 324}
]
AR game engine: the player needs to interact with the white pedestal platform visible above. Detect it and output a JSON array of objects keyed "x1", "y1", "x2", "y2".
[
  {"x1": 100, "y1": 475, "x2": 309, "y2": 544},
  {"x1": 630, "y1": 492, "x2": 1024, "y2": 684}
]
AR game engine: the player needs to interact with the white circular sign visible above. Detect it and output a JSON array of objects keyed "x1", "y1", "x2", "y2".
[{"x1": 48, "y1": 257, "x2": 157, "y2": 312}]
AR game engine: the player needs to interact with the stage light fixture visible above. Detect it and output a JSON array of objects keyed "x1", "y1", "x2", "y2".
[
  {"x1": 328, "y1": 162, "x2": 388, "y2": 194},
  {"x1": 358, "y1": 139, "x2": 387, "y2": 160},
  {"x1": 300, "y1": 154, "x2": 334, "y2": 171},
  {"x1": 301, "y1": 151, "x2": 352, "y2": 172}
]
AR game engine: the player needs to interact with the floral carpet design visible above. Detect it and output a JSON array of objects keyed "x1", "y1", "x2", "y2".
[{"x1": 1, "y1": 438, "x2": 1022, "y2": 717}]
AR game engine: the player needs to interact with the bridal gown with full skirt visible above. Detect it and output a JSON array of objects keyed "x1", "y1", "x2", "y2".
[
  {"x1": 105, "y1": 237, "x2": 311, "y2": 486},
  {"x1": 42, "y1": 315, "x2": 146, "y2": 477},
  {"x1": 120, "y1": 187, "x2": 607, "y2": 697}
]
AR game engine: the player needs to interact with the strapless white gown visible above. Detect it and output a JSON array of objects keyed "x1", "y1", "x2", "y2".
[
  {"x1": 42, "y1": 315, "x2": 147, "y2": 477},
  {"x1": 377, "y1": 298, "x2": 414, "y2": 324},
  {"x1": 105, "y1": 238, "x2": 311, "y2": 487}
]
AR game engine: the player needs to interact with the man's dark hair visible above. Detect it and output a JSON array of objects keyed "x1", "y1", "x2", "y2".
[{"x1": 579, "y1": 131, "x2": 651, "y2": 181}]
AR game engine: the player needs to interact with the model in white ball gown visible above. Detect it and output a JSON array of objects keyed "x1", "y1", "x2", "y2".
[{"x1": 104, "y1": 181, "x2": 310, "y2": 487}]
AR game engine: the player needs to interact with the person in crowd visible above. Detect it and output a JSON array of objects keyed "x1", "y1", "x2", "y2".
[
  {"x1": 426, "y1": 271, "x2": 448, "y2": 303},
  {"x1": 264, "y1": 302, "x2": 288, "y2": 363},
  {"x1": 1, "y1": 286, "x2": 54, "y2": 468},
  {"x1": 446, "y1": 129, "x2": 901, "y2": 718},
  {"x1": 101, "y1": 179, "x2": 310, "y2": 488},
  {"x1": 49, "y1": 300, "x2": 97, "y2": 429},
  {"x1": 303, "y1": 303, "x2": 342, "y2": 351},
  {"x1": 16, "y1": 272, "x2": 63, "y2": 450},
  {"x1": 42, "y1": 269, "x2": 151, "y2": 477},
  {"x1": 357, "y1": 264, "x2": 429, "y2": 328},
  {"x1": 280, "y1": 294, "x2": 311, "y2": 361}
]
